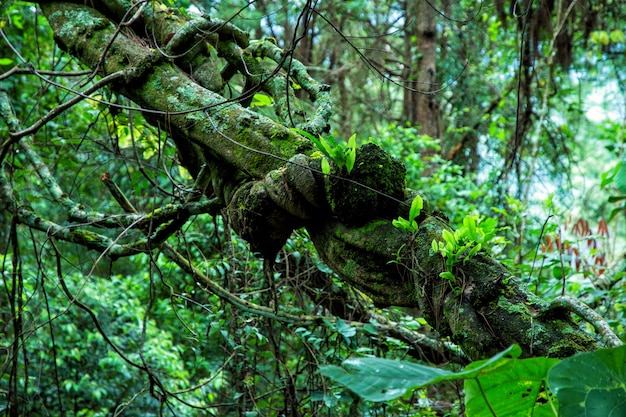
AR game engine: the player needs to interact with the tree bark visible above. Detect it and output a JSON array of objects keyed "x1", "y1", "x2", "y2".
[
  {"x1": 403, "y1": 0, "x2": 440, "y2": 139},
  {"x1": 14, "y1": 0, "x2": 604, "y2": 360}
]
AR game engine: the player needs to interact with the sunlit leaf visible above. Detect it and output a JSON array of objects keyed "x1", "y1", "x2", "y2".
[
  {"x1": 610, "y1": 29, "x2": 625, "y2": 44},
  {"x1": 250, "y1": 93, "x2": 274, "y2": 107},
  {"x1": 601, "y1": 163, "x2": 621, "y2": 189},
  {"x1": 431, "y1": 239, "x2": 439, "y2": 253},
  {"x1": 442, "y1": 229, "x2": 455, "y2": 245},
  {"x1": 346, "y1": 134, "x2": 357, "y2": 174},
  {"x1": 466, "y1": 243, "x2": 481, "y2": 260},
  {"x1": 409, "y1": 195, "x2": 423, "y2": 223},
  {"x1": 439, "y1": 271, "x2": 455, "y2": 281},
  {"x1": 392, "y1": 218, "x2": 407, "y2": 230},
  {"x1": 321, "y1": 157, "x2": 331, "y2": 175},
  {"x1": 464, "y1": 215, "x2": 477, "y2": 241},
  {"x1": 295, "y1": 129, "x2": 331, "y2": 159}
]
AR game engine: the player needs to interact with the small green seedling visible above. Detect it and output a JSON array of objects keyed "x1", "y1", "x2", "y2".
[
  {"x1": 432, "y1": 214, "x2": 498, "y2": 293},
  {"x1": 392, "y1": 195, "x2": 423, "y2": 234},
  {"x1": 295, "y1": 129, "x2": 357, "y2": 175}
]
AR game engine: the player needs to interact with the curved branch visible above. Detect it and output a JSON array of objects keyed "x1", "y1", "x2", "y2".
[
  {"x1": 248, "y1": 39, "x2": 332, "y2": 135},
  {"x1": 549, "y1": 296, "x2": 623, "y2": 348}
]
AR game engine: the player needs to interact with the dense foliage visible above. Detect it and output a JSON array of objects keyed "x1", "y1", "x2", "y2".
[{"x1": 1, "y1": 0, "x2": 625, "y2": 416}]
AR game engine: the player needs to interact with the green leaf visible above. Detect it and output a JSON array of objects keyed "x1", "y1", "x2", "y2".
[
  {"x1": 319, "y1": 138, "x2": 336, "y2": 160},
  {"x1": 392, "y1": 218, "x2": 408, "y2": 230},
  {"x1": 609, "y1": 205, "x2": 626, "y2": 222},
  {"x1": 465, "y1": 356, "x2": 559, "y2": 416},
  {"x1": 463, "y1": 215, "x2": 477, "y2": 241},
  {"x1": 442, "y1": 229, "x2": 456, "y2": 245},
  {"x1": 601, "y1": 163, "x2": 621, "y2": 189},
  {"x1": 321, "y1": 157, "x2": 331, "y2": 175},
  {"x1": 408, "y1": 195, "x2": 423, "y2": 223},
  {"x1": 480, "y1": 217, "x2": 498, "y2": 234},
  {"x1": 250, "y1": 93, "x2": 273, "y2": 107},
  {"x1": 345, "y1": 134, "x2": 357, "y2": 174},
  {"x1": 431, "y1": 239, "x2": 439, "y2": 254},
  {"x1": 0, "y1": 58, "x2": 14, "y2": 65},
  {"x1": 610, "y1": 29, "x2": 625, "y2": 44},
  {"x1": 363, "y1": 323, "x2": 378, "y2": 335},
  {"x1": 608, "y1": 196, "x2": 626, "y2": 203},
  {"x1": 457, "y1": 243, "x2": 471, "y2": 255},
  {"x1": 466, "y1": 243, "x2": 482, "y2": 260},
  {"x1": 293, "y1": 128, "x2": 317, "y2": 142},
  {"x1": 336, "y1": 319, "x2": 356, "y2": 341},
  {"x1": 591, "y1": 30, "x2": 610, "y2": 46},
  {"x1": 439, "y1": 271, "x2": 456, "y2": 281},
  {"x1": 323, "y1": 135, "x2": 341, "y2": 160},
  {"x1": 548, "y1": 345, "x2": 626, "y2": 417},
  {"x1": 319, "y1": 345, "x2": 520, "y2": 402},
  {"x1": 295, "y1": 129, "x2": 333, "y2": 159},
  {"x1": 614, "y1": 161, "x2": 626, "y2": 194}
]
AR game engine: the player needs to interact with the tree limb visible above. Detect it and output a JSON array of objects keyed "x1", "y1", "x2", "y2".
[{"x1": 27, "y1": 0, "x2": 604, "y2": 360}]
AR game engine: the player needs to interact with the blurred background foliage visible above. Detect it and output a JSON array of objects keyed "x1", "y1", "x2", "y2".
[{"x1": 1, "y1": 0, "x2": 625, "y2": 415}]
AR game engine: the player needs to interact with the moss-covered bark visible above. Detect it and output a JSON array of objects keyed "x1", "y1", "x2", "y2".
[
  {"x1": 32, "y1": 0, "x2": 604, "y2": 360},
  {"x1": 41, "y1": 2, "x2": 313, "y2": 187}
]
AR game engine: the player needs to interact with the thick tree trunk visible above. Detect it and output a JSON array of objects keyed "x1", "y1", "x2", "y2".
[
  {"x1": 18, "y1": 0, "x2": 603, "y2": 360},
  {"x1": 403, "y1": 0, "x2": 440, "y2": 139}
]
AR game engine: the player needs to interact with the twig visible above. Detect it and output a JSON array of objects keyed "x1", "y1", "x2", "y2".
[{"x1": 5, "y1": 71, "x2": 125, "y2": 143}]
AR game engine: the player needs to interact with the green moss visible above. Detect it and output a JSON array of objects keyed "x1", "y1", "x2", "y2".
[
  {"x1": 332, "y1": 219, "x2": 398, "y2": 254},
  {"x1": 58, "y1": 9, "x2": 107, "y2": 38},
  {"x1": 309, "y1": 219, "x2": 415, "y2": 307},
  {"x1": 328, "y1": 143, "x2": 405, "y2": 226},
  {"x1": 497, "y1": 298, "x2": 531, "y2": 320},
  {"x1": 344, "y1": 259, "x2": 357, "y2": 279},
  {"x1": 75, "y1": 229, "x2": 102, "y2": 242},
  {"x1": 547, "y1": 332, "x2": 594, "y2": 358}
]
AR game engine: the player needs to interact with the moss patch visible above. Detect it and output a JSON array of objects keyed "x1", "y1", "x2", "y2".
[{"x1": 328, "y1": 143, "x2": 405, "y2": 226}]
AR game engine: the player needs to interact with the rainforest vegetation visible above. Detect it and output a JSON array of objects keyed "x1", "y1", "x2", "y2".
[{"x1": 1, "y1": 0, "x2": 625, "y2": 415}]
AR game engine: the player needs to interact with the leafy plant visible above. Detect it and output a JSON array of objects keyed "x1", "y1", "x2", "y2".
[
  {"x1": 392, "y1": 195, "x2": 423, "y2": 233},
  {"x1": 320, "y1": 345, "x2": 559, "y2": 415},
  {"x1": 320, "y1": 344, "x2": 626, "y2": 416},
  {"x1": 548, "y1": 345, "x2": 626, "y2": 416},
  {"x1": 296, "y1": 129, "x2": 357, "y2": 175},
  {"x1": 600, "y1": 161, "x2": 626, "y2": 220},
  {"x1": 431, "y1": 215, "x2": 498, "y2": 288}
]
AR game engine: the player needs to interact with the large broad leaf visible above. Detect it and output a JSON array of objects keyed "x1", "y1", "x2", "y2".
[
  {"x1": 465, "y1": 356, "x2": 559, "y2": 417},
  {"x1": 548, "y1": 345, "x2": 626, "y2": 417},
  {"x1": 319, "y1": 345, "x2": 520, "y2": 402},
  {"x1": 614, "y1": 161, "x2": 626, "y2": 194}
]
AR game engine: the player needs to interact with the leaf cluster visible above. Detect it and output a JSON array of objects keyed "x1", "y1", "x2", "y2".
[
  {"x1": 391, "y1": 195, "x2": 423, "y2": 233},
  {"x1": 432, "y1": 215, "x2": 498, "y2": 287},
  {"x1": 296, "y1": 129, "x2": 357, "y2": 175}
]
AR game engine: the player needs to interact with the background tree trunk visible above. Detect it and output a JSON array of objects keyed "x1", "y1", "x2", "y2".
[{"x1": 403, "y1": 0, "x2": 440, "y2": 140}]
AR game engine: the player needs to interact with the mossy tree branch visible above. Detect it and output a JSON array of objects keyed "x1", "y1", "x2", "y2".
[{"x1": 14, "y1": 0, "x2": 608, "y2": 360}]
